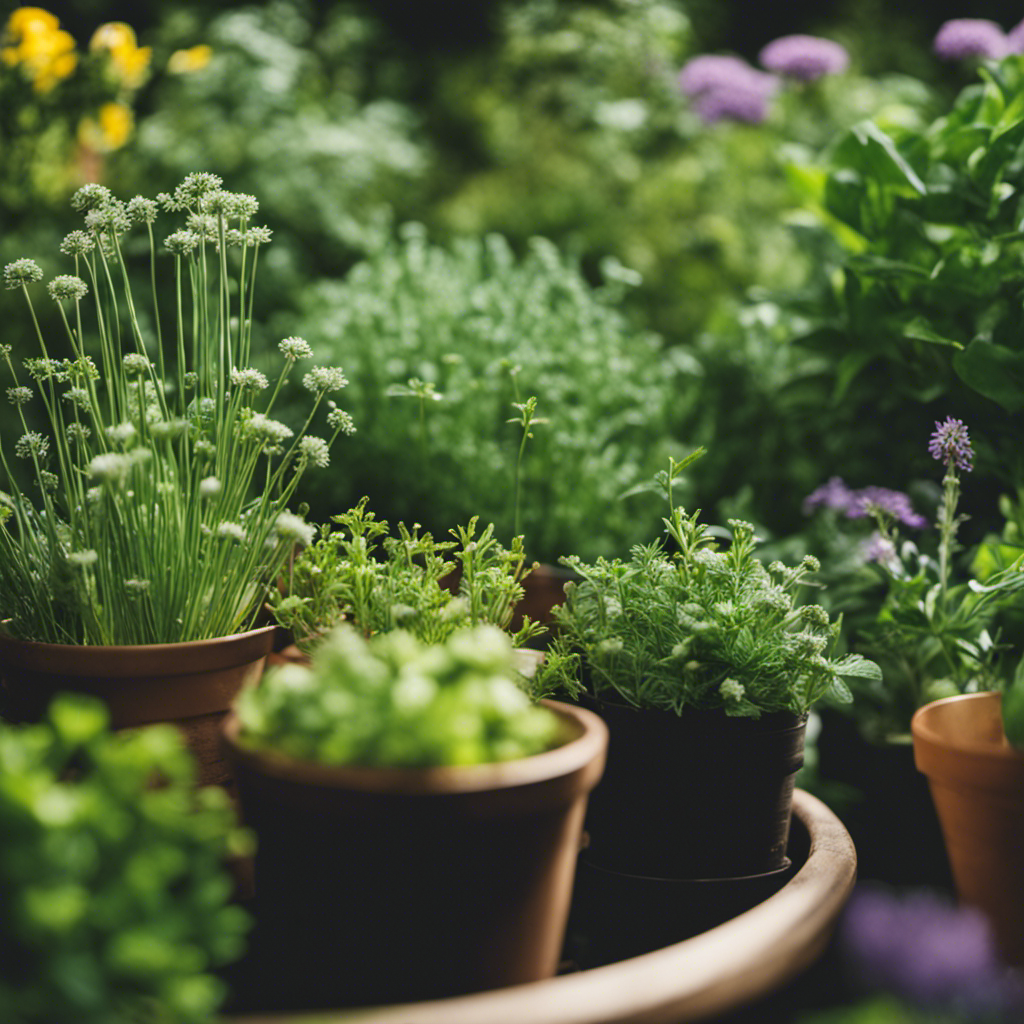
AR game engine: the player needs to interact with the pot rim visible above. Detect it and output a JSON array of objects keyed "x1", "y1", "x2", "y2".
[
  {"x1": 222, "y1": 698, "x2": 608, "y2": 796},
  {"x1": 911, "y1": 691, "x2": 1022, "y2": 761},
  {"x1": 0, "y1": 622, "x2": 279, "y2": 657}
]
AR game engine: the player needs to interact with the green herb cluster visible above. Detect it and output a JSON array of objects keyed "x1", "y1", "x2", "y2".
[
  {"x1": 237, "y1": 624, "x2": 561, "y2": 768},
  {"x1": 0, "y1": 695, "x2": 249, "y2": 1024},
  {"x1": 0, "y1": 173, "x2": 345, "y2": 644},
  {"x1": 270, "y1": 498, "x2": 544, "y2": 653},
  {"x1": 279, "y1": 227, "x2": 675, "y2": 563},
  {"x1": 541, "y1": 455, "x2": 881, "y2": 717}
]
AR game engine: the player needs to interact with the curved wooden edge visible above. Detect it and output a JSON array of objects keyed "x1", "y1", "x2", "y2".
[{"x1": 228, "y1": 789, "x2": 856, "y2": 1024}]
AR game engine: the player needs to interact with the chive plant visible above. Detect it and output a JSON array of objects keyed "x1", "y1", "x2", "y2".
[{"x1": 0, "y1": 174, "x2": 354, "y2": 644}]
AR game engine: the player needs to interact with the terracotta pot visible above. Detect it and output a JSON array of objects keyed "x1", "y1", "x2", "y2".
[
  {"x1": 579, "y1": 695, "x2": 806, "y2": 879},
  {"x1": 221, "y1": 699, "x2": 608, "y2": 1011},
  {"x1": 0, "y1": 625, "x2": 278, "y2": 789},
  {"x1": 912, "y1": 691, "x2": 1024, "y2": 966}
]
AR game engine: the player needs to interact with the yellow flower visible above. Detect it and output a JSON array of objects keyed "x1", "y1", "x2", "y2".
[
  {"x1": 167, "y1": 44, "x2": 213, "y2": 75},
  {"x1": 4, "y1": 10, "x2": 78, "y2": 93},
  {"x1": 77, "y1": 101, "x2": 134, "y2": 153},
  {"x1": 90, "y1": 21, "x2": 150, "y2": 90},
  {"x1": 6, "y1": 7, "x2": 59, "y2": 35}
]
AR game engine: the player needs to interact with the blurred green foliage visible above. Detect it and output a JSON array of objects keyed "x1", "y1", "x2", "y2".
[
  {"x1": 273, "y1": 226, "x2": 682, "y2": 563},
  {"x1": 0, "y1": 695, "x2": 249, "y2": 1023}
]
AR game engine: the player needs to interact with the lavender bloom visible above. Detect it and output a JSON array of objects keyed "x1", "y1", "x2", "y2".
[
  {"x1": 847, "y1": 487, "x2": 928, "y2": 529},
  {"x1": 934, "y1": 19, "x2": 1009, "y2": 61},
  {"x1": 1008, "y1": 18, "x2": 1024, "y2": 55},
  {"x1": 758, "y1": 35, "x2": 849, "y2": 81},
  {"x1": 840, "y1": 886, "x2": 1022, "y2": 1015},
  {"x1": 929, "y1": 417, "x2": 974, "y2": 472},
  {"x1": 803, "y1": 476, "x2": 855, "y2": 515}
]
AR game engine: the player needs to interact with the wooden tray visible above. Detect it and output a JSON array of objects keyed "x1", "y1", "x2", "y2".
[{"x1": 230, "y1": 788, "x2": 855, "y2": 1024}]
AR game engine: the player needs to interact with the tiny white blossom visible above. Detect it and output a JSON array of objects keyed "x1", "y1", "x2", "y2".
[
  {"x1": 199, "y1": 476, "x2": 222, "y2": 498},
  {"x1": 88, "y1": 453, "x2": 133, "y2": 484},
  {"x1": 105, "y1": 422, "x2": 137, "y2": 447},
  {"x1": 6, "y1": 386, "x2": 32, "y2": 405},
  {"x1": 67, "y1": 549, "x2": 99, "y2": 567},
  {"x1": 279, "y1": 336, "x2": 313, "y2": 360},
  {"x1": 302, "y1": 366, "x2": 348, "y2": 393},
  {"x1": 274, "y1": 512, "x2": 316, "y2": 547},
  {"x1": 230, "y1": 366, "x2": 269, "y2": 391},
  {"x1": 298, "y1": 436, "x2": 330, "y2": 469},
  {"x1": 122, "y1": 353, "x2": 151, "y2": 375},
  {"x1": 14, "y1": 432, "x2": 48, "y2": 459},
  {"x1": 216, "y1": 522, "x2": 247, "y2": 542}
]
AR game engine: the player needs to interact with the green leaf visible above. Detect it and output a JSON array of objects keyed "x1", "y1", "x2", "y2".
[
  {"x1": 834, "y1": 122, "x2": 926, "y2": 198},
  {"x1": 833, "y1": 654, "x2": 883, "y2": 680},
  {"x1": 901, "y1": 315, "x2": 964, "y2": 349},
  {"x1": 974, "y1": 117, "x2": 1024, "y2": 197},
  {"x1": 833, "y1": 350, "x2": 876, "y2": 402},
  {"x1": 845, "y1": 255, "x2": 930, "y2": 280},
  {"x1": 953, "y1": 338, "x2": 1024, "y2": 412}
]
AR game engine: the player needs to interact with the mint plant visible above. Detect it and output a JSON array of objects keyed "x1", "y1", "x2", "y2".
[
  {"x1": 0, "y1": 174, "x2": 350, "y2": 644},
  {"x1": 539, "y1": 453, "x2": 880, "y2": 717},
  {"x1": 0, "y1": 695, "x2": 250, "y2": 1023},
  {"x1": 269, "y1": 498, "x2": 544, "y2": 653},
  {"x1": 236, "y1": 624, "x2": 561, "y2": 768}
]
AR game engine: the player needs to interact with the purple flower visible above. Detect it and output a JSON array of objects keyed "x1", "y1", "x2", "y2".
[
  {"x1": 758, "y1": 35, "x2": 849, "y2": 81},
  {"x1": 803, "y1": 476, "x2": 856, "y2": 515},
  {"x1": 847, "y1": 487, "x2": 928, "y2": 529},
  {"x1": 691, "y1": 86, "x2": 773, "y2": 125},
  {"x1": 928, "y1": 417, "x2": 974, "y2": 472},
  {"x1": 1009, "y1": 18, "x2": 1024, "y2": 55},
  {"x1": 934, "y1": 19, "x2": 1009, "y2": 61},
  {"x1": 840, "y1": 886, "x2": 1021, "y2": 1015},
  {"x1": 861, "y1": 531, "x2": 898, "y2": 567},
  {"x1": 678, "y1": 54, "x2": 777, "y2": 97}
]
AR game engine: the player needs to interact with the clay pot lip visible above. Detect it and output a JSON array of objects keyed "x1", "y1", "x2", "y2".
[
  {"x1": 911, "y1": 691, "x2": 1022, "y2": 761},
  {"x1": 222, "y1": 698, "x2": 609, "y2": 796},
  {"x1": 0, "y1": 623, "x2": 281, "y2": 675}
]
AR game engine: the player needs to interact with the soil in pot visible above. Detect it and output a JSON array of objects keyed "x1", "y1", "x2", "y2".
[
  {"x1": 579, "y1": 694, "x2": 806, "y2": 880},
  {"x1": 0, "y1": 625, "x2": 278, "y2": 790},
  {"x1": 220, "y1": 699, "x2": 607, "y2": 1011}
]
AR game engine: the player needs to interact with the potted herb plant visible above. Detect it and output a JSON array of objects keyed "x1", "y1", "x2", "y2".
[
  {"x1": 0, "y1": 693, "x2": 250, "y2": 1023},
  {"x1": 537, "y1": 451, "x2": 879, "y2": 879},
  {"x1": 0, "y1": 175, "x2": 350, "y2": 785},
  {"x1": 220, "y1": 623, "x2": 607, "y2": 1011},
  {"x1": 268, "y1": 497, "x2": 544, "y2": 656},
  {"x1": 805, "y1": 419, "x2": 1024, "y2": 888}
]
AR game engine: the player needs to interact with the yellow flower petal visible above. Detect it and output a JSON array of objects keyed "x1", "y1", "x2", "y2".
[
  {"x1": 167, "y1": 43, "x2": 212, "y2": 74},
  {"x1": 7, "y1": 7, "x2": 59, "y2": 35},
  {"x1": 89, "y1": 21, "x2": 136, "y2": 52}
]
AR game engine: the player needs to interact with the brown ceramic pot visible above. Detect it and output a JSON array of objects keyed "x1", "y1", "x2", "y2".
[
  {"x1": 221, "y1": 699, "x2": 608, "y2": 1011},
  {"x1": 0, "y1": 625, "x2": 278, "y2": 789},
  {"x1": 912, "y1": 691, "x2": 1024, "y2": 966}
]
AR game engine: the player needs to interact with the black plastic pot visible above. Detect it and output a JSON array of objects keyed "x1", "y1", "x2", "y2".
[
  {"x1": 580, "y1": 695, "x2": 807, "y2": 879},
  {"x1": 816, "y1": 708, "x2": 953, "y2": 891}
]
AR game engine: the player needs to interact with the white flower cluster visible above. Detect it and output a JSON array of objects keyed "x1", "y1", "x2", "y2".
[
  {"x1": 14, "y1": 432, "x2": 48, "y2": 459},
  {"x1": 298, "y1": 436, "x2": 330, "y2": 469},
  {"x1": 302, "y1": 366, "x2": 348, "y2": 394},
  {"x1": 279, "y1": 336, "x2": 313, "y2": 361},
  {"x1": 230, "y1": 367, "x2": 269, "y2": 391}
]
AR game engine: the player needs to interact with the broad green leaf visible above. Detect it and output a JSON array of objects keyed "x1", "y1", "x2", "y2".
[
  {"x1": 833, "y1": 654, "x2": 883, "y2": 680},
  {"x1": 953, "y1": 338, "x2": 1024, "y2": 412}
]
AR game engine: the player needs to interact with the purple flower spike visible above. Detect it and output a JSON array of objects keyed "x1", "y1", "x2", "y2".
[
  {"x1": 848, "y1": 487, "x2": 928, "y2": 529},
  {"x1": 1008, "y1": 18, "x2": 1024, "y2": 55},
  {"x1": 929, "y1": 417, "x2": 974, "y2": 472},
  {"x1": 758, "y1": 35, "x2": 849, "y2": 81},
  {"x1": 803, "y1": 476, "x2": 855, "y2": 515},
  {"x1": 934, "y1": 19, "x2": 1009, "y2": 61}
]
